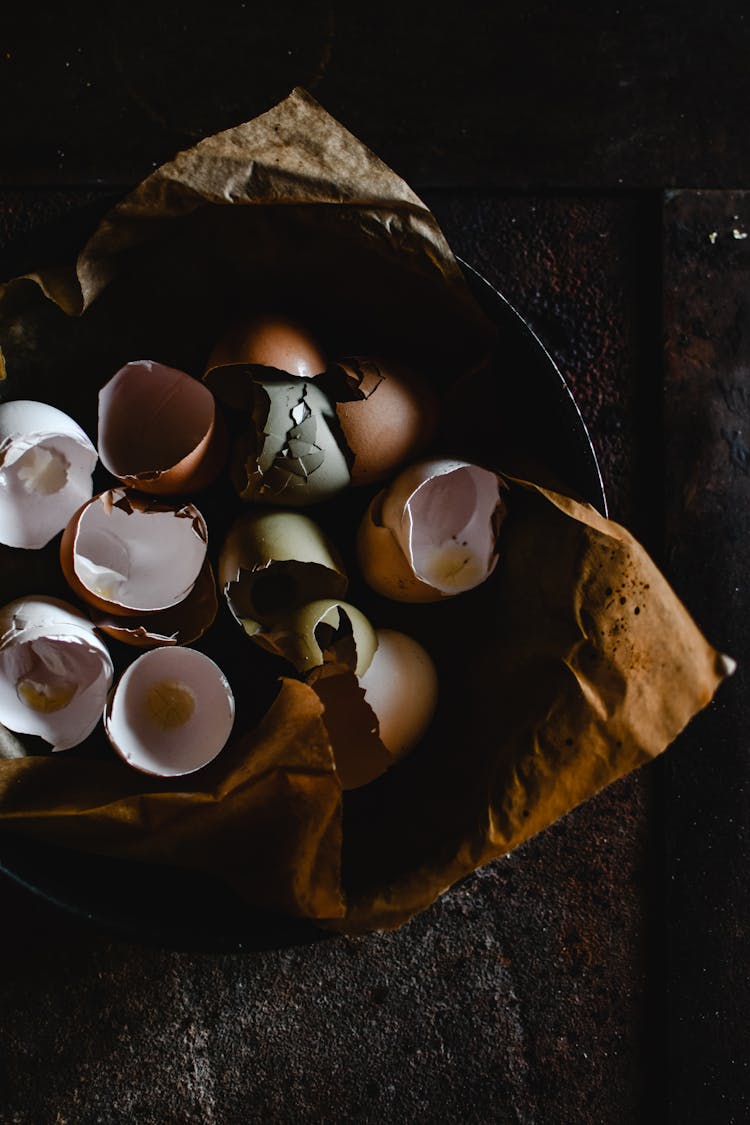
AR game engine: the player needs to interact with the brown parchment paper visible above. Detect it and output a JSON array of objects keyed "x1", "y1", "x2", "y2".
[{"x1": 0, "y1": 90, "x2": 732, "y2": 932}]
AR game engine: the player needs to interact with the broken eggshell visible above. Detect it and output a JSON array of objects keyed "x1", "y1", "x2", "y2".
[
  {"x1": 357, "y1": 458, "x2": 508, "y2": 602},
  {"x1": 310, "y1": 628, "x2": 438, "y2": 790},
  {"x1": 0, "y1": 596, "x2": 113, "y2": 751},
  {"x1": 104, "y1": 646, "x2": 235, "y2": 777},
  {"x1": 91, "y1": 558, "x2": 218, "y2": 648},
  {"x1": 219, "y1": 508, "x2": 347, "y2": 638},
  {"x1": 315, "y1": 356, "x2": 439, "y2": 487},
  {"x1": 205, "y1": 314, "x2": 327, "y2": 380},
  {"x1": 0, "y1": 400, "x2": 98, "y2": 549},
  {"x1": 205, "y1": 369, "x2": 351, "y2": 506},
  {"x1": 60, "y1": 488, "x2": 208, "y2": 616},
  {"x1": 254, "y1": 599, "x2": 377, "y2": 678},
  {"x1": 98, "y1": 360, "x2": 227, "y2": 494}
]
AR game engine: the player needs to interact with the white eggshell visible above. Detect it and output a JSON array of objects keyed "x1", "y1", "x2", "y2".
[
  {"x1": 104, "y1": 647, "x2": 235, "y2": 777},
  {"x1": 357, "y1": 629, "x2": 438, "y2": 761},
  {"x1": 0, "y1": 400, "x2": 97, "y2": 548},
  {"x1": 358, "y1": 458, "x2": 506, "y2": 602},
  {"x1": 63, "y1": 491, "x2": 208, "y2": 614},
  {"x1": 0, "y1": 596, "x2": 113, "y2": 751}
]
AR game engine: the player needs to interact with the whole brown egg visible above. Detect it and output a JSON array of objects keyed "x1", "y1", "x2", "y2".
[
  {"x1": 205, "y1": 314, "x2": 327, "y2": 378},
  {"x1": 317, "y1": 356, "x2": 439, "y2": 486}
]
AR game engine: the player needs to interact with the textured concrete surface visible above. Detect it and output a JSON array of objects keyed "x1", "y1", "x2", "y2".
[{"x1": 662, "y1": 191, "x2": 750, "y2": 1123}]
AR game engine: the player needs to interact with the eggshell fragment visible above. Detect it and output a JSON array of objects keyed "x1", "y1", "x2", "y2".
[
  {"x1": 255, "y1": 599, "x2": 377, "y2": 678},
  {"x1": 358, "y1": 458, "x2": 508, "y2": 602},
  {"x1": 0, "y1": 400, "x2": 97, "y2": 549},
  {"x1": 310, "y1": 628, "x2": 438, "y2": 790},
  {"x1": 98, "y1": 360, "x2": 227, "y2": 494},
  {"x1": 91, "y1": 559, "x2": 218, "y2": 648},
  {"x1": 205, "y1": 315, "x2": 326, "y2": 380},
  {"x1": 0, "y1": 596, "x2": 113, "y2": 751},
  {"x1": 218, "y1": 372, "x2": 351, "y2": 505},
  {"x1": 104, "y1": 647, "x2": 235, "y2": 777},
  {"x1": 219, "y1": 509, "x2": 347, "y2": 637},
  {"x1": 316, "y1": 357, "x2": 439, "y2": 486},
  {"x1": 60, "y1": 489, "x2": 208, "y2": 616}
]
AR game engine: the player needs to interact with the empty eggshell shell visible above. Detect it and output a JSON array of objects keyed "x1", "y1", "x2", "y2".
[
  {"x1": 316, "y1": 357, "x2": 439, "y2": 486},
  {"x1": 205, "y1": 315, "x2": 326, "y2": 380},
  {"x1": 0, "y1": 400, "x2": 97, "y2": 549},
  {"x1": 104, "y1": 646, "x2": 235, "y2": 777},
  {"x1": 91, "y1": 558, "x2": 218, "y2": 648},
  {"x1": 219, "y1": 508, "x2": 347, "y2": 637},
  {"x1": 224, "y1": 373, "x2": 351, "y2": 505},
  {"x1": 310, "y1": 628, "x2": 438, "y2": 790},
  {"x1": 357, "y1": 458, "x2": 508, "y2": 602},
  {"x1": 0, "y1": 595, "x2": 113, "y2": 751},
  {"x1": 98, "y1": 360, "x2": 227, "y2": 494},
  {"x1": 60, "y1": 489, "x2": 208, "y2": 616},
  {"x1": 255, "y1": 599, "x2": 377, "y2": 678}
]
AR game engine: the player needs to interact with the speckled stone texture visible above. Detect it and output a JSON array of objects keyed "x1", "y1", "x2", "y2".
[
  {"x1": 662, "y1": 191, "x2": 750, "y2": 1124},
  {"x1": 0, "y1": 191, "x2": 664, "y2": 1124}
]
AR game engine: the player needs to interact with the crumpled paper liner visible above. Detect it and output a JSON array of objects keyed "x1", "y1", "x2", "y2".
[{"x1": 0, "y1": 90, "x2": 731, "y2": 932}]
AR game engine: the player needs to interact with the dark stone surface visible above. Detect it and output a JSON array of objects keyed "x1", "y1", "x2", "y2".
[
  {"x1": 2, "y1": 4, "x2": 750, "y2": 190},
  {"x1": 0, "y1": 191, "x2": 662, "y2": 1123},
  {"x1": 663, "y1": 191, "x2": 750, "y2": 1123}
]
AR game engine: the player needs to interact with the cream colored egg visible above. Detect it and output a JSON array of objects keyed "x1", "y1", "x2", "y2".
[
  {"x1": 256, "y1": 599, "x2": 377, "y2": 678},
  {"x1": 219, "y1": 509, "x2": 347, "y2": 638}
]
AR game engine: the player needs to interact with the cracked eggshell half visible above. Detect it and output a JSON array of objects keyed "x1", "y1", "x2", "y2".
[
  {"x1": 316, "y1": 357, "x2": 439, "y2": 487},
  {"x1": 219, "y1": 508, "x2": 347, "y2": 637},
  {"x1": 104, "y1": 646, "x2": 235, "y2": 777},
  {"x1": 205, "y1": 315, "x2": 327, "y2": 381},
  {"x1": 0, "y1": 596, "x2": 113, "y2": 751},
  {"x1": 91, "y1": 558, "x2": 218, "y2": 648},
  {"x1": 311, "y1": 628, "x2": 438, "y2": 790},
  {"x1": 60, "y1": 489, "x2": 208, "y2": 616},
  {"x1": 357, "y1": 458, "x2": 508, "y2": 602},
  {"x1": 98, "y1": 360, "x2": 227, "y2": 494},
  {"x1": 255, "y1": 599, "x2": 377, "y2": 678},
  {"x1": 0, "y1": 400, "x2": 97, "y2": 549},
  {"x1": 229, "y1": 373, "x2": 351, "y2": 506}
]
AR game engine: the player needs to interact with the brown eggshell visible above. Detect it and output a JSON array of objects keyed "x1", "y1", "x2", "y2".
[
  {"x1": 98, "y1": 360, "x2": 227, "y2": 495},
  {"x1": 319, "y1": 357, "x2": 439, "y2": 486},
  {"x1": 356, "y1": 493, "x2": 443, "y2": 603},
  {"x1": 205, "y1": 315, "x2": 327, "y2": 379},
  {"x1": 308, "y1": 665, "x2": 393, "y2": 791},
  {"x1": 91, "y1": 559, "x2": 218, "y2": 648},
  {"x1": 61, "y1": 489, "x2": 208, "y2": 617}
]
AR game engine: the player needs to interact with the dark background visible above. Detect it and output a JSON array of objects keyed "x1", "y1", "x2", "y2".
[{"x1": 0, "y1": 4, "x2": 747, "y2": 1123}]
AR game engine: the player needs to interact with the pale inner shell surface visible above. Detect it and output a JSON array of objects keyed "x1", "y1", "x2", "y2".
[
  {"x1": 73, "y1": 500, "x2": 207, "y2": 611},
  {"x1": 98, "y1": 361, "x2": 215, "y2": 477},
  {"x1": 105, "y1": 647, "x2": 235, "y2": 777},
  {"x1": 390, "y1": 463, "x2": 504, "y2": 594},
  {"x1": 0, "y1": 630, "x2": 113, "y2": 751}
]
